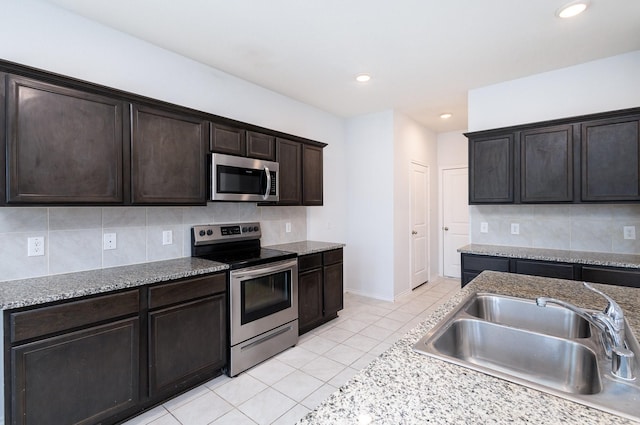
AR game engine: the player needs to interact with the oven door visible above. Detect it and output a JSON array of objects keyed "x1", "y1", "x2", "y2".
[{"x1": 230, "y1": 258, "x2": 298, "y2": 346}]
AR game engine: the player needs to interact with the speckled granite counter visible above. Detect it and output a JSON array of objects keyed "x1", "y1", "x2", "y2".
[
  {"x1": 459, "y1": 243, "x2": 640, "y2": 269},
  {"x1": 266, "y1": 240, "x2": 345, "y2": 255},
  {"x1": 0, "y1": 257, "x2": 227, "y2": 310},
  {"x1": 298, "y1": 271, "x2": 640, "y2": 424}
]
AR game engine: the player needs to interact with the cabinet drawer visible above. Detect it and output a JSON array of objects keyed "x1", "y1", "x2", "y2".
[
  {"x1": 582, "y1": 266, "x2": 640, "y2": 288},
  {"x1": 149, "y1": 273, "x2": 226, "y2": 309},
  {"x1": 323, "y1": 249, "x2": 343, "y2": 266},
  {"x1": 462, "y1": 254, "x2": 510, "y2": 273},
  {"x1": 10, "y1": 290, "x2": 139, "y2": 343},
  {"x1": 514, "y1": 260, "x2": 575, "y2": 280},
  {"x1": 298, "y1": 253, "x2": 322, "y2": 272}
]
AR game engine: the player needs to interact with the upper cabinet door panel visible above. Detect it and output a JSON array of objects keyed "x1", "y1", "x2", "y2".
[
  {"x1": 6, "y1": 75, "x2": 125, "y2": 204},
  {"x1": 276, "y1": 138, "x2": 302, "y2": 205},
  {"x1": 581, "y1": 115, "x2": 640, "y2": 201},
  {"x1": 131, "y1": 104, "x2": 207, "y2": 205},
  {"x1": 246, "y1": 131, "x2": 275, "y2": 161},
  {"x1": 210, "y1": 123, "x2": 246, "y2": 156},
  {"x1": 520, "y1": 125, "x2": 574, "y2": 203},
  {"x1": 302, "y1": 144, "x2": 323, "y2": 205},
  {"x1": 469, "y1": 135, "x2": 514, "y2": 203}
]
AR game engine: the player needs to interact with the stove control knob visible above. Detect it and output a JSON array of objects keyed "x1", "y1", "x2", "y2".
[
  {"x1": 253, "y1": 226, "x2": 259, "y2": 232},
  {"x1": 206, "y1": 229, "x2": 213, "y2": 236},
  {"x1": 242, "y1": 227, "x2": 248, "y2": 232},
  {"x1": 199, "y1": 230, "x2": 206, "y2": 237}
]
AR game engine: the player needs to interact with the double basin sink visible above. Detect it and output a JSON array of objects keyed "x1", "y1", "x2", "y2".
[{"x1": 413, "y1": 292, "x2": 640, "y2": 421}]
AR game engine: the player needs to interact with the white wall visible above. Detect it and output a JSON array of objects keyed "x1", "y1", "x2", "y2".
[
  {"x1": 345, "y1": 111, "x2": 395, "y2": 300},
  {"x1": 393, "y1": 112, "x2": 438, "y2": 297},
  {"x1": 0, "y1": 0, "x2": 348, "y2": 281},
  {"x1": 467, "y1": 50, "x2": 640, "y2": 254}
]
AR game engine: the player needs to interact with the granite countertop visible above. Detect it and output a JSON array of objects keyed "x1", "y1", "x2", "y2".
[
  {"x1": 266, "y1": 240, "x2": 345, "y2": 256},
  {"x1": 459, "y1": 243, "x2": 640, "y2": 269},
  {"x1": 0, "y1": 257, "x2": 228, "y2": 310},
  {"x1": 299, "y1": 271, "x2": 640, "y2": 424}
]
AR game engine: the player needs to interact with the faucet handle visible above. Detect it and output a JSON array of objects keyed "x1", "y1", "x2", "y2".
[{"x1": 583, "y1": 282, "x2": 624, "y2": 326}]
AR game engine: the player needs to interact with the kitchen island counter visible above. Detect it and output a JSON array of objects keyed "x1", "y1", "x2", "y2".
[{"x1": 298, "y1": 271, "x2": 640, "y2": 424}]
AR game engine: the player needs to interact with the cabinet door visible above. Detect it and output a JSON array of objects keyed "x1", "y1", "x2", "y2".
[
  {"x1": 581, "y1": 115, "x2": 640, "y2": 201},
  {"x1": 6, "y1": 74, "x2": 125, "y2": 204},
  {"x1": 513, "y1": 259, "x2": 575, "y2": 280},
  {"x1": 469, "y1": 135, "x2": 514, "y2": 203},
  {"x1": 11, "y1": 318, "x2": 139, "y2": 425},
  {"x1": 210, "y1": 123, "x2": 246, "y2": 156},
  {"x1": 323, "y1": 262, "x2": 344, "y2": 316},
  {"x1": 0, "y1": 73, "x2": 6, "y2": 205},
  {"x1": 131, "y1": 104, "x2": 207, "y2": 204},
  {"x1": 298, "y1": 268, "x2": 323, "y2": 334},
  {"x1": 148, "y1": 294, "x2": 226, "y2": 396},
  {"x1": 247, "y1": 131, "x2": 276, "y2": 160},
  {"x1": 520, "y1": 125, "x2": 574, "y2": 203},
  {"x1": 276, "y1": 138, "x2": 302, "y2": 205},
  {"x1": 302, "y1": 144, "x2": 323, "y2": 205}
]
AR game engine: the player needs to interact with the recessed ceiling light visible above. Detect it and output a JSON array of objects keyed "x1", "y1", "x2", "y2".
[
  {"x1": 440, "y1": 113, "x2": 452, "y2": 119},
  {"x1": 355, "y1": 74, "x2": 371, "y2": 83},
  {"x1": 557, "y1": 1, "x2": 589, "y2": 18}
]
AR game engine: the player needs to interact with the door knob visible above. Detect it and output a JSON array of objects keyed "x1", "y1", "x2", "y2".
[
  {"x1": 443, "y1": 227, "x2": 449, "y2": 231},
  {"x1": 411, "y1": 230, "x2": 417, "y2": 235}
]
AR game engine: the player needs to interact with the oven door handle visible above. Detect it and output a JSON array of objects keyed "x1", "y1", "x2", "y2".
[
  {"x1": 263, "y1": 166, "x2": 271, "y2": 200},
  {"x1": 231, "y1": 258, "x2": 297, "y2": 280}
]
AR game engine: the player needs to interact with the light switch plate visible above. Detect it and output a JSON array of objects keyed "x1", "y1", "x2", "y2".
[
  {"x1": 285, "y1": 222, "x2": 291, "y2": 233},
  {"x1": 624, "y1": 226, "x2": 636, "y2": 240},
  {"x1": 511, "y1": 223, "x2": 520, "y2": 235},
  {"x1": 480, "y1": 222, "x2": 488, "y2": 233}
]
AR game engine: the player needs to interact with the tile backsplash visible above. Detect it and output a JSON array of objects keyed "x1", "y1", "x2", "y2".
[
  {"x1": 0, "y1": 204, "x2": 307, "y2": 281},
  {"x1": 470, "y1": 204, "x2": 640, "y2": 254}
]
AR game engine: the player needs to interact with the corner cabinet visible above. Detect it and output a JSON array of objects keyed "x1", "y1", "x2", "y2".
[
  {"x1": 466, "y1": 107, "x2": 640, "y2": 204},
  {"x1": 131, "y1": 104, "x2": 208, "y2": 205},
  {"x1": 298, "y1": 248, "x2": 343, "y2": 334},
  {"x1": 5, "y1": 74, "x2": 127, "y2": 204}
]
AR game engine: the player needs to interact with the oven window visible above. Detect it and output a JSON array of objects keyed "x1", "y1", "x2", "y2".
[
  {"x1": 217, "y1": 165, "x2": 264, "y2": 195},
  {"x1": 241, "y1": 270, "x2": 292, "y2": 325}
]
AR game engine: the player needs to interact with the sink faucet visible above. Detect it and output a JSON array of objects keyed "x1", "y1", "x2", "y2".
[{"x1": 536, "y1": 282, "x2": 635, "y2": 381}]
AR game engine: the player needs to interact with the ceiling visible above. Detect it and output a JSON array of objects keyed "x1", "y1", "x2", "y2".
[{"x1": 39, "y1": 0, "x2": 640, "y2": 132}]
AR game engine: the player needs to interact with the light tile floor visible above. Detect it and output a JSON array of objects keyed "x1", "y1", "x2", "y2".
[{"x1": 123, "y1": 277, "x2": 461, "y2": 425}]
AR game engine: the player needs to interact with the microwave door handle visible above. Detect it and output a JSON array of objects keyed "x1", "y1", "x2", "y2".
[{"x1": 263, "y1": 166, "x2": 271, "y2": 200}]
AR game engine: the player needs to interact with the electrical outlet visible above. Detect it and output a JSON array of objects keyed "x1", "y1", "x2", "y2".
[
  {"x1": 162, "y1": 230, "x2": 173, "y2": 245},
  {"x1": 624, "y1": 226, "x2": 636, "y2": 240},
  {"x1": 511, "y1": 223, "x2": 520, "y2": 235},
  {"x1": 285, "y1": 222, "x2": 291, "y2": 233},
  {"x1": 27, "y1": 236, "x2": 45, "y2": 257},
  {"x1": 480, "y1": 222, "x2": 489, "y2": 233},
  {"x1": 103, "y1": 233, "x2": 117, "y2": 250}
]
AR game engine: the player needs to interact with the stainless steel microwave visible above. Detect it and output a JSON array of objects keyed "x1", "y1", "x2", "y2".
[{"x1": 211, "y1": 153, "x2": 279, "y2": 202}]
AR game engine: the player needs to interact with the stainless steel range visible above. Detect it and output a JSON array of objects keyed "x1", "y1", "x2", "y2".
[{"x1": 191, "y1": 222, "x2": 298, "y2": 376}]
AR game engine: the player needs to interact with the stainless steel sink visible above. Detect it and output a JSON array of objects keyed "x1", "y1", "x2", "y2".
[
  {"x1": 414, "y1": 292, "x2": 640, "y2": 421},
  {"x1": 464, "y1": 293, "x2": 591, "y2": 339}
]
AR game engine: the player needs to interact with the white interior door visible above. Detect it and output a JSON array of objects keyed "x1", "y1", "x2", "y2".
[
  {"x1": 443, "y1": 167, "x2": 469, "y2": 278},
  {"x1": 410, "y1": 162, "x2": 429, "y2": 288}
]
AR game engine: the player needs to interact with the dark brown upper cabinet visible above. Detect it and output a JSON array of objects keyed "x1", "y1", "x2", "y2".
[
  {"x1": 210, "y1": 123, "x2": 275, "y2": 161},
  {"x1": 302, "y1": 144, "x2": 323, "y2": 205},
  {"x1": 131, "y1": 104, "x2": 208, "y2": 205},
  {"x1": 581, "y1": 115, "x2": 640, "y2": 202},
  {"x1": 246, "y1": 131, "x2": 276, "y2": 161},
  {"x1": 520, "y1": 124, "x2": 574, "y2": 203},
  {"x1": 275, "y1": 138, "x2": 302, "y2": 205},
  {"x1": 5, "y1": 74, "x2": 127, "y2": 204},
  {"x1": 468, "y1": 134, "x2": 514, "y2": 204},
  {"x1": 466, "y1": 107, "x2": 640, "y2": 205},
  {"x1": 210, "y1": 122, "x2": 246, "y2": 156}
]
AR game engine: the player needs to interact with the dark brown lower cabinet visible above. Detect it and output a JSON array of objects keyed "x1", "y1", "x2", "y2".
[
  {"x1": 11, "y1": 318, "x2": 139, "y2": 425},
  {"x1": 298, "y1": 248, "x2": 343, "y2": 334},
  {"x1": 5, "y1": 272, "x2": 227, "y2": 425},
  {"x1": 149, "y1": 294, "x2": 226, "y2": 396}
]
